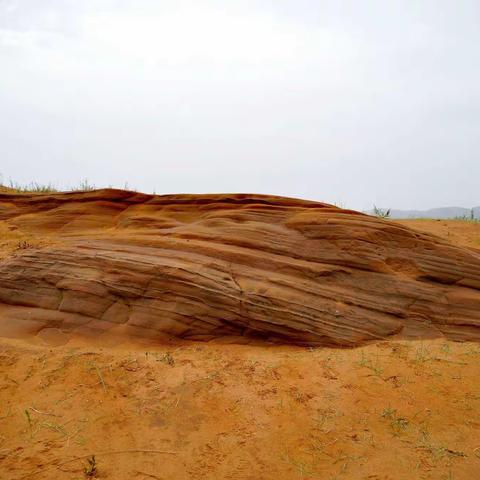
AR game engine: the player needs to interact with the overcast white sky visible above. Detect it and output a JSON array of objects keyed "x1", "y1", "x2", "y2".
[{"x1": 1, "y1": 0, "x2": 479, "y2": 210}]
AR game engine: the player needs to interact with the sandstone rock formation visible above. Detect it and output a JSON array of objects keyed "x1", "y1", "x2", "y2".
[{"x1": 0, "y1": 190, "x2": 479, "y2": 346}]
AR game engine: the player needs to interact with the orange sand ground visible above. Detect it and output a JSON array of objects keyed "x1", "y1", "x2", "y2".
[{"x1": 1, "y1": 219, "x2": 480, "y2": 480}]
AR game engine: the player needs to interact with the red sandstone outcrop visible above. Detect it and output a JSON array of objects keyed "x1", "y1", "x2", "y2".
[{"x1": 0, "y1": 190, "x2": 479, "y2": 346}]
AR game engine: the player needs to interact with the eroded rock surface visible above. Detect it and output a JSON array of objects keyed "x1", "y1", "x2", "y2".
[{"x1": 0, "y1": 190, "x2": 479, "y2": 346}]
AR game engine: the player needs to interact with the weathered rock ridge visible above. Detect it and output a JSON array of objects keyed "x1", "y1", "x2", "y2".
[{"x1": 0, "y1": 190, "x2": 479, "y2": 346}]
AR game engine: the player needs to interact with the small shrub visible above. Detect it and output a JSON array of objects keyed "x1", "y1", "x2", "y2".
[
  {"x1": 373, "y1": 205, "x2": 391, "y2": 218},
  {"x1": 74, "y1": 179, "x2": 96, "y2": 192},
  {"x1": 158, "y1": 352, "x2": 175, "y2": 366},
  {"x1": 5, "y1": 180, "x2": 57, "y2": 193},
  {"x1": 16, "y1": 240, "x2": 32, "y2": 250},
  {"x1": 84, "y1": 455, "x2": 97, "y2": 477}
]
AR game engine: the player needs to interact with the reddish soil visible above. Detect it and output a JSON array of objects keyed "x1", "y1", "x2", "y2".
[{"x1": 1, "y1": 335, "x2": 480, "y2": 479}]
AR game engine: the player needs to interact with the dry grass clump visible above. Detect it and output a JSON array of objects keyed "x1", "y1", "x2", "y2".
[
  {"x1": 0, "y1": 177, "x2": 97, "y2": 194},
  {"x1": 0, "y1": 179, "x2": 58, "y2": 193}
]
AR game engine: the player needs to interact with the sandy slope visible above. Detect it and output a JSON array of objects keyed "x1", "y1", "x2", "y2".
[
  {"x1": 396, "y1": 219, "x2": 480, "y2": 250},
  {"x1": 0, "y1": 218, "x2": 480, "y2": 479}
]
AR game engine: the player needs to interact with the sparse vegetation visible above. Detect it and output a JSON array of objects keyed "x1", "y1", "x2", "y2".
[
  {"x1": 158, "y1": 352, "x2": 175, "y2": 366},
  {"x1": 381, "y1": 407, "x2": 409, "y2": 435},
  {"x1": 2, "y1": 180, "x2": 58, "y2": 193},
  {"x1": 373, "y1": 205, "x2": 391, "y2": 218},
  {"x1": 16, "y1": 240, "x2": 32, "y2": 250},
  {"x1": 73, "y1": 179, "x2": 97, "y2": 192},
  {"x1": 24, "y1": 409, "x2": 34, "y2": 437},
  {"x1": 0, "y1": 176, "x2": 142, "y2": 194},
  {"x1": 84, "y1": 455, "x2": 97, "y2": 477},
  {"x1": 0, "y1": 174, "x2": 101, "y2": 193},
  {"x1": 454, "y1": 208, "x2": 478, "y2": 222},
  {"x1": 356, "y1": 350, "x2": 384, "y2": 376}
]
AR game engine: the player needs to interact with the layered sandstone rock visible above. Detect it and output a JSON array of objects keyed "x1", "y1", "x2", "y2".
[{"x1": 0, "y1": 189, "x2": 479, "y2": 346}]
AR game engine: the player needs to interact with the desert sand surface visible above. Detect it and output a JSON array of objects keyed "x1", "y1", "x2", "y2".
[
  {"x1": 1, "y1": 191, "x2": 480, "y2": 479},
  {"x1": 396, "y1": 219, "x2": 480, "y2": 251}
]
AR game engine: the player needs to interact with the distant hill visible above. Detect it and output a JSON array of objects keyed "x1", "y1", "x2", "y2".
[{"x1": 367, "y1": 206, "x2": 480, "y2": 219}]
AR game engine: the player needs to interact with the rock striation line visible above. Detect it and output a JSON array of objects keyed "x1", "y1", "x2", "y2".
[{"x1": 1, "y1": 190, "x2": 479, "y2": 346}]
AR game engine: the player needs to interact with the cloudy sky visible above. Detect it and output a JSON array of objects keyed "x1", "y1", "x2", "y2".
[{"x1": 1, "y1": 0, "x2": 479, "y2": 210}]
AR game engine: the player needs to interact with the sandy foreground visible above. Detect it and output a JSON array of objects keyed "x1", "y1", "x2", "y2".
[{"x1": 1, "y1": 219, "x2": 480, "y2": 479}]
